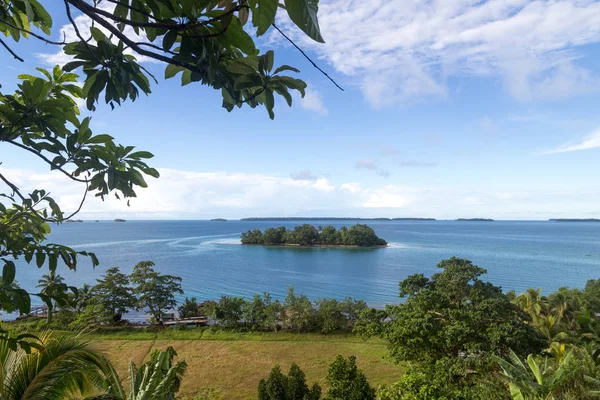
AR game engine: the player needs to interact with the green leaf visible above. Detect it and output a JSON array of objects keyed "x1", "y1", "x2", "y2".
[
  {"x1": 252, "y1": 0, "x2": 278, "y2": 36},
  {"x1": 88, "y1": 134, "x2": 114, "y2": 144},
  {"x1": 162, "y1": 29, "x2": 178, "y2": 51},
  {"x1": 283, "y1": 0, "x2": 325, "y2": 43},
  {"x1": 128, "y1": 151, "x2": 154, "y2": 159},
  {"x1": 165, "y1": 64, "x2": 184, "y2": 79},
  {"x1": 234, "y1": 74, "x2": 263, "y2": 90},
  {"x1": 264, "y1": 89, "x2": 275, "y2": 120},
  {"x1": 35, "y1": 251, "x2": 46, "y2": 268},
  {"x1": 526, "y1": 354, "x2": 542, "y2": 385},
  {"x1": 218, "y1": 17, "x2": 256, "y2": 56},
  {"x1": 259, "y1": 50, "x2": 274, "y2": 73},
  {"x1": 181, "y1": 69, "x2": 192, "y2": 86},
  {"x1": 2, "y1": 261, "x2": 16, "y2": 285},
  {"x1": 273, "y1": 65, "x2": 300, "y2": 74},
  {"x1": 90, "y1": 26, "x2": 107, "y2": 43},
  {"x1": 62, "y1": 61, "x2": 85, "y2": 72}
]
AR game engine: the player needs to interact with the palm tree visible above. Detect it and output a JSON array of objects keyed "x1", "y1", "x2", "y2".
[
  {"x1": 0, "y1": 330, "x2": 187, "y2": 400},
  {"x1": 36, "y1": 270, "x2": 66, "y2": 324},
  {"x1": 75, "y1": 283, "x2": 94, "y2": 314},
  {"x1": 0, "y1": 330, "x2": 119, "y2": 399},
  {"x1": 514, "y1": 288, "x2": 546, "y2": 319}
]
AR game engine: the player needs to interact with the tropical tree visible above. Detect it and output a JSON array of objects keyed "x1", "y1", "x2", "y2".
[
  {"x1": 258, "y1": 363, "x2": 321, "y2": 400},
  {"x1": 368, "y1": 258, "x2": 546, "y2": 364},
  {"x1": 36, "y1": 270, "x2": 69, "y2": 324},
  {"x1": 212, "y1": 295, "x2": 245, "y2": 328},
  {"x1": 0, "y1": 330, "x2": 120, "y2": 399},
  {"x1": 93, "y1": 267, "x2": 136, "y2": 321},
  {"x1": 514, "y1": 288, "x2": 546, "y2": 320},
  {"x1": 0, "y1": 0, "x2": 331, "y2": 338},
  {"x1": 314, "y1": 298, "x2": 344, "y2": 334},
  {"x1": 0, "y1": 66, "x2": 157, "y2": 328},
  {"x1": 282, "y1": 286, "x2": 314, "y2": 332},
  {"x1": 130, "y1": 261, "x2": 183, "y2": 324},
  {"x1": 324, "y1": 355, "x2": 375, "y2": 400},
  {"x1": 177, "y1": 297, "x2": 199, "y2": 319},
  {"x1": 74, "y1": 283, "x2": 94, "y2": 314}
]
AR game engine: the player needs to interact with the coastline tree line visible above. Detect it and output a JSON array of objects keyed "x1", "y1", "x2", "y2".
[
  {"x1": 241, "y1": 224, "x2": 388, "y2": 247},
  {"x1": 179, "y1": 287, "x2": 368, "y2": 334}
]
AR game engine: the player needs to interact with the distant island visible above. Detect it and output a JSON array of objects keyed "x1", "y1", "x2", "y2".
[
  {"x1": 241, "y1": 217, "x2": 434, "y2": 221},
  {"x1": 65, "y1": 219, "x2": 83, "y2": 223},
  {"x1": 392, "y1": 218, "x2": 436, "y2": 221},
  {"x1": 114, "y1": 219, "x2": 126, "y2": 222},
  {"x1": 549, "y1": 219, "x2": 600, "y2": 223},
  {"x1": 210, "y1": 218, "x2": 228, "y2": 222},
  {"x1": 241, "y1": 224, "x2": 387, "y2": 248},
  {"x1": 456, "y1": 218, "x2": 494, "y2": 222}
]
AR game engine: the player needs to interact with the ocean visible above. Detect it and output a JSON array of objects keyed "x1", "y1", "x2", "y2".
[{"x1": 12, "y1": 220, "x2": 600, "y2": 311}]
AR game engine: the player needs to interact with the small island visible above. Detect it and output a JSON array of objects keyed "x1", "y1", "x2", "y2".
[
  {"x1": 65, "y1": 219, "x2": 83, "y2": 223},
  {"x1": 114, "y1": 218, "x2": 126, "y2": 222},
  {"x1": 241, "y1": 224, "x2": 387, "y2": 248},
  {"x1": 210, "y1": 218, "x2": 228, "y2": 222},
  {"x1": 549, "y1": 219, "x2": 600, "y2": 222},
  {"x1": 456, "y1": 218, "x2": 494, "y2": 222}
]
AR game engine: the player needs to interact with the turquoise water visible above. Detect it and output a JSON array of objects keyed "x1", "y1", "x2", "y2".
[{"x1": 13, "y1": 220, "x2": 600, "y2": 307}]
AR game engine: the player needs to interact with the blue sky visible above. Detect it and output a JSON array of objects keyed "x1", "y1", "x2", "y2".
[{"x1": 1, "y1": 0, "x2": 600, "y2": 220}]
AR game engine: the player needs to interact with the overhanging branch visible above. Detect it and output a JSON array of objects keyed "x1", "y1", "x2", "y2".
[{"x1": 5, "y1": 140, "x2": 89, "y2": 183}]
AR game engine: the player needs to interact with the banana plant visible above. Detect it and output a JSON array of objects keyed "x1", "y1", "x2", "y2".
[{"x1": 494, "y1": 349, "x2": 592, "y2": 400}]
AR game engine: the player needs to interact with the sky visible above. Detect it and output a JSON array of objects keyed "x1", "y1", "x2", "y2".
[{"x1": 1, "y1": 0, "x2": 600, "y2": 220}]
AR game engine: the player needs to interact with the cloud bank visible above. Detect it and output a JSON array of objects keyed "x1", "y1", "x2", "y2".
[
  {"x1": 275, "y1": 0, "x2": 600, "y2": 106},
  {"x1": 2, "y1": 167, "x2": 599, "y2": 220}
]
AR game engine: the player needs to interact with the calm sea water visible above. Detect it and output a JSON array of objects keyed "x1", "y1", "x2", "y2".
[{"x1": 12, "y1": 220, "x2": 600, "y2": 308}]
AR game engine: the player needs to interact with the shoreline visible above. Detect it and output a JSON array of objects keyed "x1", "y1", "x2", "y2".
[{"x1": 241, "y1": 243, "x2": 388, "y2": 249}]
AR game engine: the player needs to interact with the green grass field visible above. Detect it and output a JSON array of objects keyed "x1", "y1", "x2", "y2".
[{"x1": 92, "y1": 329, "x2": 403, "y2": 399}]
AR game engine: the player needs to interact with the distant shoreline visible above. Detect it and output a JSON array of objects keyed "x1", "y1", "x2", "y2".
[
  {"x1": 242, "y1": 243, "x2": 388, "y2": 249},
  {"x1": 240, "y1": 217, "x2": 436, "y2": 221},
  {"x1": 549, "y1": 219, "x2": 600, "y2": 223}
]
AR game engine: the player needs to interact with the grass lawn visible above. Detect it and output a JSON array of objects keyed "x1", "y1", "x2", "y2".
[{"x1": 92, "y1": 329, "x2": 403, "y2": 399}]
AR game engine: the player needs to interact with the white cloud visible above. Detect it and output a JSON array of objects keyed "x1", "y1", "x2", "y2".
[
  {"x1": 298, "y1": 88, "x2": 329, "y2": 115},
  {"x1": 290, "y1": 170, "x2": 318, "y2": 181},
  {"x1": 274, "y1": 0, "x2": 600, "y2": 106},
  {"x1": 542, "y1": 128, "x2": 600, "y2": 154},
  {"x1": 355, "y1": 158, "x2": 391, "y2": 177},
  {"x1": 398, "y1": 161, "x2": 436, "y2": 168},
  {"x1": 2, "y1": 167, "x2": 600, "y2": 219}
]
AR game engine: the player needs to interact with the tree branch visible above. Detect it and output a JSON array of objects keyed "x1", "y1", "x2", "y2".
[
  {"x1": 272, "y1": 24, "x2": 344, "y2": 91},
  {"x1": 64, "y1": 183, "x2": 88, "y2": 220},
  {"x1": 64, "y1": 0, "x2": 103, "y2": 65},
  {"x1": 5, "y1": 140, "x2": 89, "y2": 183},
  {"x1": 67, "y1": 0, "x2": 192, "y2": 30},
  {"x1": 0, "y1": 17, "x2": 66, "y2": 45},
  {"x1": 135, "y1": 42, "x2": 177, "y2": 56},
  {"x1": 0, "y1": 172, "x2": 26, "y2": 203},
  {"x1": 0, "y1": 37, "x2": 24, "y2": 62}
]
